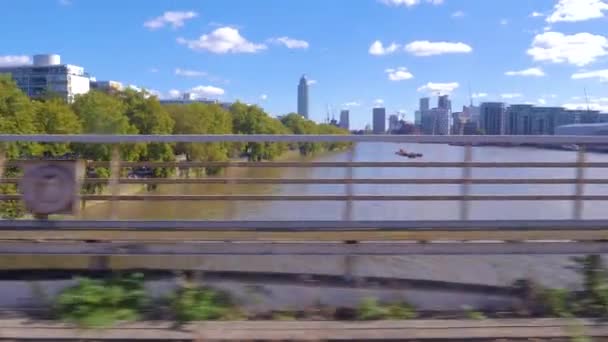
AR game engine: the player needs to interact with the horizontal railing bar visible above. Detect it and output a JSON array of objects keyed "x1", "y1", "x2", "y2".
[
  {"x1": 3, "y1": 178, "x2": 608, "y2": 185},
  {"x1": 1, "y1": 134, "x2": 608, "y2": 144},
  {"x1": 4, "y1": 194, "x2": 608, "y2": 201},
  {"x1": 1, "y1": 219, "x2": 608, "y2": 231},
  {"x1": 3, "y1": 194, "x2": 608, "y2": 201},
  {"x1": 3, "y1": 241, "x2": 608, "y2": 256},
  {"x1": 83, "y1": 161, "x2": 608, "y2": 168},
  {"x1": 2, "y1": 229, "x2": 608, "y2": 242},
  {"x1": 10, "y1": 161, "x2": 608, "y2": 168}
]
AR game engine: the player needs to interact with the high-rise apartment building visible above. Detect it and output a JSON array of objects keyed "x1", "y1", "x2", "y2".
[
  {"x1": 0, "y1": 54, "x2": 90, "y2": 103},
  {"x1": 438, "y1": 95, "x2": 451, "y2": 112},
  {"x1": 297, "y1": 75, "x2": 309, "y2": 119},
  {"x1": 339, "y1": 110, "x2": 350, "y2": 130},
  {"x1": 388, "y1": 114, "x2": 400, "y2": 132},
  {"x1": 373, "y1": 107, "x2": 386, "y2": 134},
  {"x1": 480, "y1": 102, "x2": 507, "y2": 135},
  {"x1": 419, "y1": 97, "x2": 430, "y2": 111}
]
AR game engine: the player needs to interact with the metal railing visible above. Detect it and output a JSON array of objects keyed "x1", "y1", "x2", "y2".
[{"x1": 1, "y1": 134, "x2": 608, "y2": 245}]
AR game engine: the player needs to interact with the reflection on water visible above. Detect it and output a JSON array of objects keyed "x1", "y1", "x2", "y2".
[{"x1": 80, "y1": 143, "x2": 608, "y2": 221}]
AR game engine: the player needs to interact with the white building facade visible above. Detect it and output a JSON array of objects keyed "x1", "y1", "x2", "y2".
[{"x1": 0, "y1": 54, "x2": 90, "y2": 103}]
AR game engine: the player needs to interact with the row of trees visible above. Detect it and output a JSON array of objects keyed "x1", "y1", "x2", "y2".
[
  {"x1": 0, "y1": 75, "x2": 349, "y2": 217},
  {"x1": 0, "y1": 75, "x2": 349, "y2": 163}
]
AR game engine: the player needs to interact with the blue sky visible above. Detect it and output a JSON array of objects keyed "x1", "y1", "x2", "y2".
[{"x1": 2, "y1": 0, "x2": 608, "y2": 129}]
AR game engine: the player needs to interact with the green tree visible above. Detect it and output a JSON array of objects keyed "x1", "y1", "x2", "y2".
[
  {"x1": 0, "y1": 75, "x2": 42, "y2": 218},
  {"x1": 119, "y1": 89, "x2": 175, "y2": 178},
  {"x1": 33, "y1": 98, "x2": 83, "y2": 156},
  {"x1": 280, "y1": 113, "x2": 322, "y2": 155},
  {"x1": 72, "y1": 91, "x2": 140, "y2": 193},
  {"x1": 166, "y1": 103, "x2": 232, "y2": 174},
  {"x1": 230, "y1": 102, "x2": 289, "y2": 161},
  {"x1": 72, "y1": 91, "x2": 140, "y2": 162}
]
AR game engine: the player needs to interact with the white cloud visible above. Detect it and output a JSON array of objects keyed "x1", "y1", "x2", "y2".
[
  {"x1": 148, "y1": 68, "x2": 159, "y2": 73},
  {"x1": 472, "y1": 92, "x2": 488, "y2": 98},
  {"x1": 269, "y1": 37, "x2": 309, "y2": 49},
  {"x1": 190, "y1": 85, "x2": 225, "y2": 98},
  {"x1": 500, "y1": 19, "x2": 509, "y2": 25},
  {"x1": 168, "y1": 89, "x2": 181, "y2": 98},
  {"x1": 59, "y1": 0, "x2": 71, "y2": 5},
  {"x1": 527, "y1": 31, "x2": 608, "y2": 66},
  {"x1": 175, "y1": 68, "x2": 207, "y2": 77},
  {"x1": 451, "y1": 10, "x2": 465, "y2": 18},
  {"x1": 178, "y1": 27, "x2": 266, "y2": 54},
  {"x1": 501, "y1": 93, "x2": 523, "y2": 99},
  {"x1": 260, "y1": 94, "x2": 268, "y2": 101},
  {"x1": 405, "y1": 41, "x2": 472, "y2": 56},
  {"x1": 144, "y1": 11, "x2": 198, "y2": 30},
  {"x1": 505, "y1": 67, "x2": 546, "y2": 77},
  {"x1": 0, "y1": 55, "x2": 31, "y2": 67},
  {"x1": 374, "y1": 99, "x2": 385, "y2": 106},
  {"x1": 417, "y1": 82, "x2": 460, "y2": 94},
  {"x1": 307, "y1": 79, "x2": 317, "y2": 85},
  {"x1": 343, "y1": 101, "x2": 361, "y2": 107},
  {"x1": 571, "y1": 69, "x2": 608, "y2": 82},
  {"x1": 538, "y1": 98, "x2": 547, "y2": 105},
  {"x1": 369, "y1": 40, "x2": 400, "y2": 56},
  {"x1": 531, "y1": 11, "x2": 545, "y2": 17},
  {"x1": 563, "y1": 102, "x2": 608, "y2": 112},
  {"x1": 379, "y1": 0, "x2": 443, "y2": 7},
  {"x1": 385, "y1": 67, "x2": 414, "y2": 81},
  {"x1": 547, "y1": 0, "x2": 608, "y2": 23}
]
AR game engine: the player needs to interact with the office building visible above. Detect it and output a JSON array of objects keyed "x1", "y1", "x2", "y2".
[
  {"x1": 414, "y1": 110, "x2": 422, "y2": 126},
  {"x1": 421, "y1": 108, "x2": 449, "y2": 135},
  {"x1": 297, "y1": 75, "x2": 309, "y2": 119},
  {"x1": 438, "y1": 95, "x2": 451, "y2": 112},
  {"x1": 480, "y1": 102, "x2": 507, "y2": 135},
  {"x1": 90, "y1": 80, "x2": 124, "y2": 93},
  {"x1": 373, "y1": 107, "x2": 386, "y2": 134},
  {"x1": 0, "y1": 54, "x2": 90, "y2": 103},
  {"x1": 451, "y1": 112, "x2": 464, "y2": 135},
  {"x1": 507, "y1": 105, "x2": 587, "y2": 135},
  {"x1": 419, "y1": 97, "x2": 430, "y2": 111},
  {"x1": 388, "y1": 114, "x2": 400, "y2": 132},
  {"x1": 339, "y1": 110, "x2": 350, "y2": 130}
]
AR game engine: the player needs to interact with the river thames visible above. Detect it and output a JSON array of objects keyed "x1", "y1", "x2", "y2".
[{"x1": 80, "y1": 142, "x2": 608, "y2": 221}]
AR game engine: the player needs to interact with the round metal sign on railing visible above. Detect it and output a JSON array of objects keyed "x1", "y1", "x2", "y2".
[{"x1": 19, "y1": 161, "x2": 82, "y2": 216}]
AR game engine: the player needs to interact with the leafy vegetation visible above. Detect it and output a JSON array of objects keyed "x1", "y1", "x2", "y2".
[
  {"x1": 170, "y1": 286, "x2": 241, "y2": 322},
  {"x1": 0, "y1": 78, "x2": 350, "y2": 217},
  {"x1": 356, "y1": 297, "x2": 417, "y2": 320},
  {"x1": 54, "y1": 273, "x2": 148, "y2": 328}
]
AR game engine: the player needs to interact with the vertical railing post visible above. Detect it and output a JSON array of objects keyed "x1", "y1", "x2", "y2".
[
  {"x1": 574, "y1": 146, "x2": 586, "y2": 220},
  {"x1": 460, "y1": 145, "x2": 473, "y2": 221},
  {"x1": 343, "y1": 144, "x2": 357, "y2": 283},
  {"x1": 224, "y1": 164, "x2": 236, "y2": 220},
  {"x1": 342, "y1": 144, "x2": 356, "y2": 222},
  {"x1": 109, "y1": 145, "x2": 121, "y2": 220}
]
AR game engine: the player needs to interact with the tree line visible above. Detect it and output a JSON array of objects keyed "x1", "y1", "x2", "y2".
[{"x1": 0, "y1": 75, "x2": 349, "y2": 217}]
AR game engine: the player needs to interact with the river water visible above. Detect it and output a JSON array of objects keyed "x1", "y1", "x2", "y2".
[{"x1": 80, "y1": 142, "x2": 608, "y2": 221}]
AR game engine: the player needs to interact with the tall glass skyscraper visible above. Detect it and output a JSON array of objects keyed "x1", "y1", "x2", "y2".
[{"x1": 297, "y1": 75, "x2": 309, "y2": 119}]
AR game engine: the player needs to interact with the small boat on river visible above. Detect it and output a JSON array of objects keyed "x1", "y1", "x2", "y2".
[{"x1": 395, "y1": 149, "x2": 423, "y2": 159}]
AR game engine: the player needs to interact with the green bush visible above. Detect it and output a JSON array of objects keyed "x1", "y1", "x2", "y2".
[
  {"x1": 539, "y1": 288, "x2": 572, "y2": 317},
  {"x1": 170, "y1": 286, "x2": 240, "y2": 322},
  {"x1": 357, "y1": 298, "x2": 417, "y2": 320},
  {"x1": 54, "y1": 273, "x2": 147, "y2": 327}
]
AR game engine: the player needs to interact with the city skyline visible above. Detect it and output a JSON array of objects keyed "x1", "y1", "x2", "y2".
[{"x1": 1, "y1": 0, "x2": 607, "y2": 129}]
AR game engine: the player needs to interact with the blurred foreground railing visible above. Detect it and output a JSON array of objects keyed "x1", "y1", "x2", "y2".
[{"x1": 0, "y1": 134, "x2": 607, "y2": 242}]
